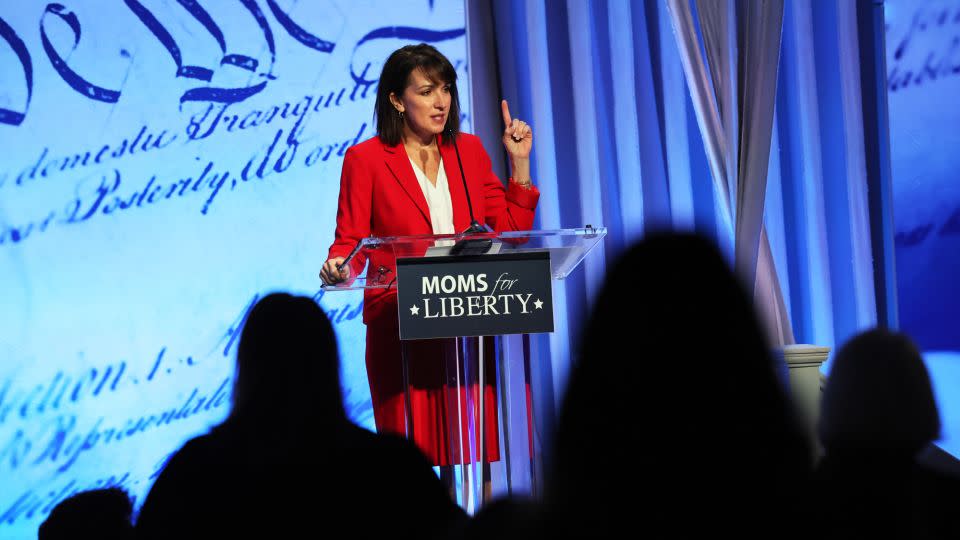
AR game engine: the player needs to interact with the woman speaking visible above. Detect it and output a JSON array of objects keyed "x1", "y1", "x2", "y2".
[{"x1": 321, "y1": 43, "x2": 539, "y2": 490}]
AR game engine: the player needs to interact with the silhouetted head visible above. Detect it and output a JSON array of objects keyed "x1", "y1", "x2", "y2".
[
  {"x1": 819, "y1": 329, "x2": 940, "y2": 456},
  {"x1": 549, "y1": 233, "x2": 808, "y2": 535},
  {"x1": 39, "y1": 488, "x2": 133, "y2": 540},
  {"x1": 227, "y1": 293, "x2": 343, "y2": 429}
]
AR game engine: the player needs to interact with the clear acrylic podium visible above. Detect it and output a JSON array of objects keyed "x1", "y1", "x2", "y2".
[{"x1": 321, "y1": 227, "x2": 605, "y2": 512}]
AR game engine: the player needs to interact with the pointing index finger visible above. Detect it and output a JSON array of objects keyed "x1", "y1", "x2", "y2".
[{"x1": 501, "y1": 99, "x2": 512, "y2": 127}]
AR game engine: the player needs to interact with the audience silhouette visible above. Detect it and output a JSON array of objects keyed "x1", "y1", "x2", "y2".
[
  {"x1": 816, "y1": 328, "x2": 958, "y2": 539},
  {"x1": 39, "y1": 243, "x2": 960, "y2": 540},
  {"x1": 542, "y1": 233, "x2": 811, "y2": 538},
  {"x1": 456, "y1": 496, "x2": 541, "y2": 540},
  {"x1": 134, "y1": 292, "x2": 464, "y2": 539},
  {"x1": 38, "y1": 488, "x2": 134, "y2": 540}
]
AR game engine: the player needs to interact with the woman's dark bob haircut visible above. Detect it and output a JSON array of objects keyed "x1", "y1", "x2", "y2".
[{"x1": 375, "y1": 43, "x2": 461, "y2": 146}]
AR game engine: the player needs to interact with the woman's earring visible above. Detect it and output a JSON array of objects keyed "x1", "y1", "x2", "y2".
[{"x1": 398, "y1": 110, "x2": 404, "y2": 120}]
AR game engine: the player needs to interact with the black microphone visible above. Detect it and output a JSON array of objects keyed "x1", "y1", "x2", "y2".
[
  {"x1": 448, "y1": 129, "x2": 493, "y2": 256},
  {"x1": 449, "y1": 129, "x2": 487, "y2": 234}
]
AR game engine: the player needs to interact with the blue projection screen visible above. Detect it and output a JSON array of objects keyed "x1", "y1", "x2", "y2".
[
  {"x1": 885, "y1": 0, "x2": 960, "y2": 460},
  {"x1": 0, "y1": 2, "x2": 470, "y2": 537},
  {"x1": 886, "y1": 0, "x2": 960, "y2": 352}
]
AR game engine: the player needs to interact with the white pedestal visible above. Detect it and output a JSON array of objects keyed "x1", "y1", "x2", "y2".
[{"x1": 781, "y1": 344, "x2": 830, "y2": 457}]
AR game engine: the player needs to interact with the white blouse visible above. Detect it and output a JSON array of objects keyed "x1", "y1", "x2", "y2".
[{"x1": 409, "y1": 156, "x2": 456, "y2": 235}]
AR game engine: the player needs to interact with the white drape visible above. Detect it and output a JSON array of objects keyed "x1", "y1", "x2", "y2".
[{"x1": 666, "y1": 0, "x2": 795, "y2": 346}]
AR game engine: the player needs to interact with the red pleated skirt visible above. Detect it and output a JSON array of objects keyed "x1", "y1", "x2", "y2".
[{"x1": 364, "y1": 305, "x2": 500, "y2": 467}]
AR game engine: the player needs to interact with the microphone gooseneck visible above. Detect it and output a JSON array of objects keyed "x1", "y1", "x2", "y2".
[{"x1": 448, "y1": 130, "x2": 486, "y2": 234}]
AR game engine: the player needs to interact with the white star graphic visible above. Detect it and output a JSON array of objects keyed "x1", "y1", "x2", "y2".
[
  {"x1": 409, "y1": 304, "x2": 420, "y2": 316},
  {"x1": 534, "y1": 298, "x2": 543, "y2": 310}
]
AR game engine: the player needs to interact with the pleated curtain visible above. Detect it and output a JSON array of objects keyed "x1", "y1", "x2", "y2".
[{"x1": 466, "y1": 0, "x2": 891, "y2": 465}]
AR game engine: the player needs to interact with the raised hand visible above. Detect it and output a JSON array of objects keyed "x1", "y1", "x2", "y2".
[{"x1": 501, "y1": 99, "x2": 532, "y2": 161}]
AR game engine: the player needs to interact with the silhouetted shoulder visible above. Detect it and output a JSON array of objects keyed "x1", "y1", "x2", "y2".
[
  {"x1": 135, "y1": 434, "x2": 225, "y2": 539},
  {"x1": 337, "y1": 425, "x2": 466, "y2": 536},
  {"x1": 39, "y1": 487, "x2": 134, "y2": 540}
]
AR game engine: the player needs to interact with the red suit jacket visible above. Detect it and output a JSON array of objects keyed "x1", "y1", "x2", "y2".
[
  {"x1": 326, "y1": 133, "x2": 539, "y2": 466},
  {"x1": 328, "y1": 133, "x2": 540, "y2": 323}
]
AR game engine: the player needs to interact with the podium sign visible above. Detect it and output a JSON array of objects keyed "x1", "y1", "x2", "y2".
[{"x1": 397, "y1": 252, "x2": 554, "y2": 340}]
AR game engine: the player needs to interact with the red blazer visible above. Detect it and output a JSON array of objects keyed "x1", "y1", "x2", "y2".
[{"x1": 328, "y1": 133, "x2": 540, "y2": 323}]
